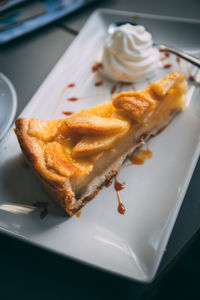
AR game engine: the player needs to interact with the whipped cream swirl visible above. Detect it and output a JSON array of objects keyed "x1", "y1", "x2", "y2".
[{"x1": 101, "y1": 24, "x2": 161, "y2": 82}]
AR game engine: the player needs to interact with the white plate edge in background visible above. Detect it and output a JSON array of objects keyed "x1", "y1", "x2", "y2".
[{"x1": 0, "y1": 72, "x2": 17, "y2": 141}]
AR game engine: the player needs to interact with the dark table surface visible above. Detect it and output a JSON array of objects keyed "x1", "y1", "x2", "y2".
[{"x1": 0, "y1": 1, "x2": 200, "y2": 299}]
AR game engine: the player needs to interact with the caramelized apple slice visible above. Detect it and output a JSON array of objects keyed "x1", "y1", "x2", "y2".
[
  {"x1": 28, "y1": 119, "x2": 69, "y2": 142},
  {"x1": 112, "y1": 72, "x2": 187, "y2": 123},
  {"x1": 112, "y1": 90, "x2": 158, "y2": 123},
  {"x1": 87, "y1": 102, "x2": 115, "y2": 117},
  {"x1": 72, "y1": 128, "x2": 130, "y2": 158},
  {"x1": 58, "y1": 138, "x2": 93, "y2": 174},
  {"x1": 65, "y1": 111, "x2": 129, "y2": 135},
  {"x1": 44, "y1": 142, "x2": 81, "y2": 177},
  {"x1": 150, "y1": 72, "x2": 186, "y2": 96}
]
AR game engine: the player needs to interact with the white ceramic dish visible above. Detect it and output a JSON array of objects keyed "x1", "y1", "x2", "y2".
[
  {"x1": 0, "y1": 72, "x2": 17, "y2": 140},
  {"x1": 0, "y1": 10, "x2": 200, "y2": 282}
]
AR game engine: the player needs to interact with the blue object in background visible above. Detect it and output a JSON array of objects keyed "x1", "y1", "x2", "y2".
[{"x1": 0, "y1": 0, "x2": 97, "y2": 44}]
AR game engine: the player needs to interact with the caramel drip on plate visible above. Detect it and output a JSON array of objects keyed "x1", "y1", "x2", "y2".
[
  {"x1": 130, "y1": 142, "x2": 152, "y2": 165},
  {"x1": 67, "y1": 97, "x2": 78, "y2": 101},
  {"x1": 76, "y1": 210, "x2": 82, "y2": 218},
  {"x1": 160, "y1": 56, "x2": 168, "y2": 61},
  {"x1": 123, "y1": 142, "x2": 153, "y2": 168},
  {"x1": 165, "y1": 52, "x2": 170, "y2": 57},
  {"x1": 62, "y1": 111, "x2": 73, "y2": 116},
  {"x1": 163, "y1": 63, "x2": 172, "y2": 69},
  {"x1": 117, "y1": 191, "x2": 125, "y2": 215},
  {"x1": 67, "y1": 83, "x2": 75, "y2": 88},
  {"x1": 114, "y1": 176, "x2": 125, "y2": 191},
  {"x1": 114, "y1": 176, "x2": 125, "y2": 215},
  {"x1": 186, "y1": 62, "x2": 195, "y2": 82},
  {"x1": 94, "y1": 80, "x2": 103, "y2": 86},
  {"x1": 110, "y1": 84, "x2": 117, "y2": 95},
  {"x1": 129, "y1": 149, "x2": 152, "y2": 165},
  {"x1": 160, "y1": 51, "x2": 170, "y2": 61},
  {"x1": 53, "y1": 83, "x2": 75, "y2": 116},
  {"x1": 189, "y1": 75, "x2": 195, "y2": 82},
  {"x1": 92, "y1": 62, "x2": 103, "y2": 72}
]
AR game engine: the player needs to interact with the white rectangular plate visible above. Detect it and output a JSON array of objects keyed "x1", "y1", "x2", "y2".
[{"x1": 0, "y1": 9, "x2": 200, "y2": 282}]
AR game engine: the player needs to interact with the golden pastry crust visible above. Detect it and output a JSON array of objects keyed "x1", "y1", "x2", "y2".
[{"x1": 15, "y1": 118, "x2": 76, "y2": 215}]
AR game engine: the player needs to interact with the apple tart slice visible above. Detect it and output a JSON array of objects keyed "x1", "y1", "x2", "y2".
[{"x1": 15, "y1": 72, "x2": 188, "y2": 215}]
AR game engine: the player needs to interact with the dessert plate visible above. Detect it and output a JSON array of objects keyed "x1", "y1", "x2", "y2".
[
  {"x1": 0, "y1": 10, "x2": 200, "y2": 282},
  {"x1": 0, "y1": 72, "x2": 17, "y2": 141}
]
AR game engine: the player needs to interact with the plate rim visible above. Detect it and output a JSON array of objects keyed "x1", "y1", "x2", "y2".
[
  {"x1": 96, "y1": 8, "x2": 200, "y2": 24},
  {"x1": 0, "y1": 72, "x2": 17, "y2": 141}
]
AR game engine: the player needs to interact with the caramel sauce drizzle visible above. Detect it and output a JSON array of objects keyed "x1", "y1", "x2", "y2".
[
  {"x1": 186, "y1": 62, "x2": 195, "y2": 82},
  {"x1": 94, "y1": 80, "x2": 103, "y2": 86},
  {"x1": 92, "y1": 61, "x2": 106, "y2": 100},
  {"x1": 53, "y1": 83, "x2": 75, "y2": 116},
  {"x1": 67, "y1": 97, "x2": 78, "y2": 101},
  {"x1": 189, "y1": 75, "x2": 195, "y2": 82},
  {"x1": 164, "y1": 51, "x2": 170, "y2": 57},
  {"x1": 176, "y1": 56, "x2": 183, "y2": 72},
  {"x1": 129, "y1": 143, "x2": 152, "y2": 165},
  {"x1": 92, "y1": 62, "x2": 103, "y2": 72},
  {"x1": 117, "y1": 191, "x2": 125, "y2": 215},
  {"x1": 160, "y1": 51, "x2": 170, "y2": 61},
  {"x1": 123, "y1": 142, "x2": 153, "y2": 168},
  {"x1": 114, "y1": 176, "x2": 125, "y2": 191},
  {"x1": 160, "y1": 51, "x2": 174, "y2": 69},
  {"x1": 163, "y1": 63, "x2": 172, "y2": 69},
  {"x1": 62, "y1": 111, "x2": 73, "y2": 116},
  {"x1": 160, "y1": 56, "x2": 169, "y2": 61},
  {"x1": 110, "y1": 84, "x2": 117, "y2": 95},
  {"x1": 76, "y1": 210, "x2": 82, "y2": 218},
  {"x1": 67, "y1": 83, "x2": 75, "y2": 88},
  {"x1": 114, "y1": 177, "x2": 125, "y2": 215}
]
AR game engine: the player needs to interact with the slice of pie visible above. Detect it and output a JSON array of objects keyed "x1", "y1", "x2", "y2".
[{"x1": 15, "y1": 72, "x2": 188, "y2": 215}]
